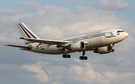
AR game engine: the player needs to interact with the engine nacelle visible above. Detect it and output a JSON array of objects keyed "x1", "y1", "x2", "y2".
[
  {"x1": 67, "y1": 42, "x2": 85, "y2": 51},
  {"x1": 28, "y1": 45, "x2": 33, "y2": 50},
  {"x1": 94, "y1": 46, "x2": 113, "y2": 54}
]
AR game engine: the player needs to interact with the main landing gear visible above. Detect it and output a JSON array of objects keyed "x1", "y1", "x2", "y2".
[
  {"x1": 62, "y1": 49, "x2": 88, "y2": 60},
  {"x1": 62, "y1": 54, "x2": 71, "y2": 58},
  {"x1": 111, "y1": 49, "x2": 114, "y2": 52},
  {"x1": 79, "y1": 51, "x2": 88, "y2": 60},
  {"x1": 62, "y1": 49, "x2": 71, "y2": 58}
]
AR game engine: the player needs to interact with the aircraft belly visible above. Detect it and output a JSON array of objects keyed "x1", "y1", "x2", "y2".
[
  {"x1": 45, "y1": 47, "x2": 64, "y2": 54},
  {"x1": 32, "y1": 45, "x2": 64, "y2": 54}
]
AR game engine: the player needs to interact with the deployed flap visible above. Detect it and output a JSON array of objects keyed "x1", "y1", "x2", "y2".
[
  {"x1": 19, "y1": 37, "x2": 72, "y2": 46},
  {"x1": 6, "y1": 44, "x2": 32, "y2": 50}
]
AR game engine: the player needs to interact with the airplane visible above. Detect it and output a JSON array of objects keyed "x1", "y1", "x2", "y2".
[{"x1": 6, "y1": 23, "x2": 129, "y2": 60}]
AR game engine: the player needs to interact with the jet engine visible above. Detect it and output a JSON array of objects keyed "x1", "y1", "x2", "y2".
[
  {"x1": 67, "y1": 41, "x2": 85, "y2": 51},
  {"x1": 93, "y1": 45, "x2": 114, "y2": 54},
  {"x1": 27, "y1": 45, "x2": 33, "y2": 50}
]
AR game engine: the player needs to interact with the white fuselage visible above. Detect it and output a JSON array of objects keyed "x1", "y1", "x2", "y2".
[{"x1": 29, "y1": 29, "x2": 128, "y2": 54}]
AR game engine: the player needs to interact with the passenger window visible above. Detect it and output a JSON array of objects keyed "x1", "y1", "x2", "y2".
[{"x1": 83, "y1": 36, "x2": 88, "y2": 39}]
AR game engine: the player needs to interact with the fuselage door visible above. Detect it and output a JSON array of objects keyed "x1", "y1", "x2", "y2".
[{"x1": 105, "y1": 33, "x2": 111, "y2": 38}]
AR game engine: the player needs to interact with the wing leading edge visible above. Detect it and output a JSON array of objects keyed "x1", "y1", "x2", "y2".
[{"x1": 19, "y1": 37, "x2": 72, "y2": 46}]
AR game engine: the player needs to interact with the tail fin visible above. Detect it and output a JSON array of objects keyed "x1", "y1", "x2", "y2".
[{"x1": 17, "y1": 23, "x2": 39, "y2": 45}]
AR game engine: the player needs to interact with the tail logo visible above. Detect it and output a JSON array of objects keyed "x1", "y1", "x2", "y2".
[{"x1": 19, "y1": 23, "x2": 37, "y2": 39}]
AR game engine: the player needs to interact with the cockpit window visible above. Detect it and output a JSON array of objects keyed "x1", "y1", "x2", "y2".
[
  {"x1": 117, "y1": 31, "x2": 124, "y2": 33},
  {"x1": 117, "y1": 31, "x2": 121, "y2": 33}
]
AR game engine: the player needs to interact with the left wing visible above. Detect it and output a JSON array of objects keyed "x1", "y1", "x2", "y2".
[{"x1": 19, "y1": 37, "x2": 72, "y2": 46}]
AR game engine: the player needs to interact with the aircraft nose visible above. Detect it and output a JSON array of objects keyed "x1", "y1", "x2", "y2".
[{"x1": 124, "y1": 32, "x2": 129, "y2": 38}]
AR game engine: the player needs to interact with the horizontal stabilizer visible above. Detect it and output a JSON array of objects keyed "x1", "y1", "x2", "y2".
[{"x1": 6, "y1": 44, "x2": 32, "y2": 50}]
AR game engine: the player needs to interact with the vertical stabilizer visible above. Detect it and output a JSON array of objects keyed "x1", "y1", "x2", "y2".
[{"x1": 17, "y1": 23, "x2": 39, "y2": 45}]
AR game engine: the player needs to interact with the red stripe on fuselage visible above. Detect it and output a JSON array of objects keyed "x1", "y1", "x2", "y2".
[
  {"x1": 19, "y1": 24, "x2": 31, "y2": 38},
  {"x1": 39, "y1": 34, "x2": 116, "y2": 48}
]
